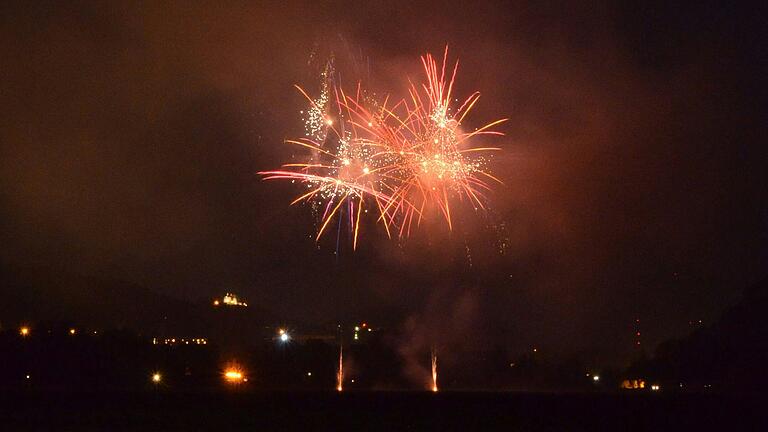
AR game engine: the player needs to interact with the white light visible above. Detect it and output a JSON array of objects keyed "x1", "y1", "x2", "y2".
[
  {"x1": 593, "y1": 375, "x2": 600, "y2": 382},
  {"x1": 280, "y1": 333, "x2": 289, "y2": 342}
]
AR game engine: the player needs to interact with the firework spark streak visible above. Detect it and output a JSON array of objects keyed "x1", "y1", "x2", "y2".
[
  {"x1": 259, "y1": 48, "x2": 506, "y2": 248},
  {"x1": 431, "y1": 347, "x2": 438, "y2": 392},
  {"x1": 336, "y1": 344, "x2": 343, "y2": 392}
]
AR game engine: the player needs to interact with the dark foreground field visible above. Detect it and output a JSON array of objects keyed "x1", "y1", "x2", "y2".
[{"x1": 0, "y1": 390, "x2": 763, "y2": 431}]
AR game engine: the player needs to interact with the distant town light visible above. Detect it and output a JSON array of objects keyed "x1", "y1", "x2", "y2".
[
  {"x1": 25, "y1": 374, "x2": 30, "y2": 380},
  {"x1": 621, "y1": 379, "x2": 646, "y2": 390},
  {"x1": 651, "y1": 384, "x2": 660, "y2": 391},
  {"x1": 224, "y1": 369, "x2": 244, "y2": 383},
  {"x1": 19, "y1": 327, "x2": 30, "y2": 337},
  {"x1": 152, "y1": 372, "x2": 162, "y2": 383},
  {"x1": 69, "y1": 328, "x2": 76, "y2": 335},
  {"x1": 280, "y1": 333, "x2": 289, "y2": 342},
  {"x1": 307, "y1": 372, "x2": 312, "y2": 376},
  {"x1": 593, "y1": 375, "x2": 600, "y2": 382}
]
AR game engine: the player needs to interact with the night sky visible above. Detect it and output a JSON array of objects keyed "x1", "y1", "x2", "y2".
[{"x1": 2, "y1": 1, "x2": 766, "y2": 365}]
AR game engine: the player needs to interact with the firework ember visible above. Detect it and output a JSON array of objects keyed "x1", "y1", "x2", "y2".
[{"x1": 259, "y1": 47, "x2": 506, "y2": 247}]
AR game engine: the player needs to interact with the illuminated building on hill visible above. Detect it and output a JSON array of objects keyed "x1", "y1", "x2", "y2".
[{"x1": 212, "y1": 293, "x2": 248, "y2": 307}]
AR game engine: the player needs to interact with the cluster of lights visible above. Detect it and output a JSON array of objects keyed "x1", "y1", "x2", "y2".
[
  {"x1": 152, "y1": 337, "x2": 207, "y2": 345},
  {"x1": 353, "y1": 323, "x2": 373, "y2": 341},
  {"x1": 278, "y1": 329, "x2": 290, "y2": 342}
]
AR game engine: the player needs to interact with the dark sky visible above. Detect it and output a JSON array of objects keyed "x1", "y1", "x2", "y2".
[{"x1": 2, "y1": 1, "x2": 767, "y2": 364}]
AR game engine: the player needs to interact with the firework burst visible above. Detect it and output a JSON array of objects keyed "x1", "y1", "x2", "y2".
[{"x1": 259, "y1": 47, "x2": 506, "y2": 248}]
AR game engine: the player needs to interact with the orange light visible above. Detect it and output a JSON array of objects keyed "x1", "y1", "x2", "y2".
[
  {"x1": 213, "y1": 300, "x2": 220, "y2": 306},
  {"x1": 152, "y1": 372, "x2": 162, "y2": 383},
  {"x1": 19, "y1": 327, "x2": 30, "y2": 336},
  {"x1": 224, "y1": 367, "x2": 245, "y2": 384},
  {"x1": 69, "y1": 328, "x2": 76, "y2": 335}
]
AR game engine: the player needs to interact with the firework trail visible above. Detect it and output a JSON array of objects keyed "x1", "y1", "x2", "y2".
[
  {"x1": 336, "y1": 344, "x2": 344, "y2": 392},
  {"x1": 260, "y1": 47, "x2": 506, "y2": 248},
  {"x1": 431, "y1": 347, "x2": 438, "y2": 392}
]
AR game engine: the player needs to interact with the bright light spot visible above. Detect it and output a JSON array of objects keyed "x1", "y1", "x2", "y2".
[
  {"x1": 326, "y1": 119, "x2": 333, "y2": 126},
  {"x1": 152, "y1": 373, "x2": 162, "y2": 383},
  {"x1": 307, "y1": 372, "x2": 312, "y2": 376},
  {"x1": 225, "y1": 370, "x2": 244, "y2": 383},
  {"x1": 25, "y1": 375, "x2": 30, "y2": 379},
  {"x1": 342, "y1": 159, "x2": 350, "y2": 166},
  {"x1": 280, "y1": 333, "x2": 289, "y2": 342},
  {"x1": 651, "y1": 384, "x2": 660, "y2": 391},
  {"x1": 354, "y1": 326, "x2": 360, "y2": 331},
  {"x1": 367, "y1": 122, "x2": 373, "y2": 127},
  {"x1": 362, "y1": 167, "x2": 370, "y2": 175},
  {"x1": 593, "y1": 375, "x2": 600, "y2": 382},
  {"x1": 69, "y1": 328, "x2": 76, "y2": 335},
  {"x1": 213, "y1": 300, "x2": 219, "y2": 306},
  {"x1": 19, "y1": 327, "x2": 29, "y2": 336}
]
